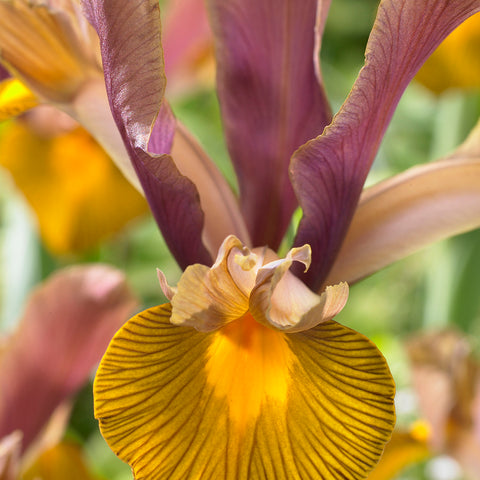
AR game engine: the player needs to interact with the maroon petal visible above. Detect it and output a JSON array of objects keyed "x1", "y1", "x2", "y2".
[
  {"x1": 0, "y1": 265, "x2": 137, "y2": 452},
  {"x1": 82, "y1": 0, "x2": 212, "y2": 268},
  {"x1": 208, "y1": 0, "x2": 332, "y2": 249},
  {"x1": 0, "y1": 65, "x2": 9, "y2": 82},
  {"x1": 326, "y1": 130, "x2": 480, "y2": 287},
  {"x1": 291, "y1": 0, "x2": 480, "y2": 290}
]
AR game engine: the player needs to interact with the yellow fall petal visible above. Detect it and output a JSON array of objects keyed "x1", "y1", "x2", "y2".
[
  {"x1": 94, "y1": 304, "x2": 395, "y2": 480},
  {"x1": 0, "y1": 78, "x2": 38, "y2": 122},
  {"x1": 205, "y1": 312, "x2": 292, "y2": 431},
  {"x1": 0, "y1": 120, "x2": 148, "y2": 254}
]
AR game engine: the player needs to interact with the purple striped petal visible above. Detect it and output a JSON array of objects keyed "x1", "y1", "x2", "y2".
[
  {"x1": 82, "y1": 0, "x2": 212, "y2": 268},
  {"x1": 327, "y1": 157, "x2": 480, "y2": 287},
  {"x1": 291, "y1": 0, "x2": 480, "y2": 290},
  {"x1": 326, "y1": 119, "x2": 480, "y2": 286},
  {"x1": 0, "y1": 265, "x2": 137, "y2": 452},
  {"x1": 208, "y1": 0, "x2": 332, "y2": 249}
]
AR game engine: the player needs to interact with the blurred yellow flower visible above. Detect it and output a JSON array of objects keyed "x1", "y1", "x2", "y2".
[
  {"x1": 22, "y1": 442, "x2": 100, "y2": 480},
  {"x1": 0, "y1": 78, "x2": 38, "y2": 121},
  {"x1": 0, "y1": 109, "x2": 148, "y2": 255},
  {"x1": 366, "y1": 424, "x2": 431, "y2": 480},
  {"x1": 416, "y1": 13, "x2": 480, "y2": 92},
  {"x1": 368, "y1": 330, "x2": 480, "y2": 479}
]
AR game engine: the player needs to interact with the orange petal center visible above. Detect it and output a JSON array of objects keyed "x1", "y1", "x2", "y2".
[{"x1": 205, "y1": 312, "x2": 293, "y2": 432}]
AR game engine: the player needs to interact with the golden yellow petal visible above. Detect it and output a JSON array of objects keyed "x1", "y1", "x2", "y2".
[
  {"x1": 0, "y1": 78, "x2": 38, "y2": 121},
  {"x1": 170, "y1": 236, "x2": 254, "y2": 331},
  {"x1": 0, "y1": 120, "x2": 148, "y2": 254},
  {"x1": 205, "y1": 312, "x2": 292, "y2": 429},
  {"x1": 95, "y1": 305, "x2": 395, "y2": 479},
  {"x1": 366, "y1": 429, "x2": 430, "y2": 480},
  {"x1": 286, "y1": 322, "x2": 396, "y2": 478}
]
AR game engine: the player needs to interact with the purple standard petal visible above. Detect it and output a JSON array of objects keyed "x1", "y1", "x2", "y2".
[
  {"x1": 207, "y1": 0, "x2": 332, "y2": 249},
  {"x1": 0, "y1": 265, "x2": 137, "y2": 452},
  {"x1": 291, "y1": 0, "x2": 480, "y2": 291},
  {"x1": 327, "y1": 120, "x2": 480, "y2": 286},
  {"x1": 82, "y1": 0, "x2": 212, "y2": 268}
]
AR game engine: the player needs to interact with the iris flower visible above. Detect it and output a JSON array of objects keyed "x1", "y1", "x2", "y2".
[
  {"x1": 0, "y1": 3, "x2": 147, "y2": 255},
  {"x1": 1, "y1": 0, "x2": 480, "y2": 478}
]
